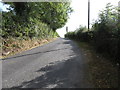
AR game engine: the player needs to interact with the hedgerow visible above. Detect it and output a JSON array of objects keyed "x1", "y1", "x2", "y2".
[{"x1": 65, "y1": 3, "x2": 120, "y2": 64}]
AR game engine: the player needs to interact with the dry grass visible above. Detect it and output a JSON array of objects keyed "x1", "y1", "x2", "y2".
[
  {"x1": 77, "y1": 41, "x2": 118, "y2": 88},
  {"x1": 1, "y1": 37, "x2": 58, "y2": 59}
]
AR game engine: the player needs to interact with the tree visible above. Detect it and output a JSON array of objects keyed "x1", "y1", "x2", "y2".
[
  {"x1": 5, "y1": 2, "x2": 73, "y2": 31},
  {"x1": 37, "y1": 2, "x2": 72, "y2": 31},
  {"x1": 2, "y1": 2, "x2": 72, "y2": 39}
]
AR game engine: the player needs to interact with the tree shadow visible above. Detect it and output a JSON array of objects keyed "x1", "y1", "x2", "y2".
[
  {"x1": 10, "y1": 55, "x2": 90, "y2": 89},
  {"x1": 3, "y1": 38, "x2": 93, "y2": 89}
]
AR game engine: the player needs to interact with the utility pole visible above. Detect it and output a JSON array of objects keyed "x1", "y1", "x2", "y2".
[
  {"x1": 118, "y1": 1, "x2": 120, "y2": 22},
  {"x1": 88, "y1": 0, "x2": 90, "y2": 31},
  {"x1": 118, "y1": 1, "x2": 120, "y2": 68},
  {"x1": 118, "y1": 2, "x2": 120, "y2": 89},
  {"x1": 118, "y1": 1, "x2": 120, "y2": 34},
  {"x1": 66, "y1": 26, "x2": 68, "y2": 33}
]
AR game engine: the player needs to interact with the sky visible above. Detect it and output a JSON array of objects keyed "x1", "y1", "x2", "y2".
[
  {"x1": 0, "y1": 2, "x2": 10, "y2": 11},
  {"x1": 57, "y1": 0, "x2": 120, "y2": 37},
  {"x1": 0, "y1": 0, "x2": 120, "y2": 37}
]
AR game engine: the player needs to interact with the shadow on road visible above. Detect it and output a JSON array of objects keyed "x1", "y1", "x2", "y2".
[
  {"x1": 10, "y1": 56, "x2": 90, "y2": 88},
  {"x1": 3, "y1": 38, "x2": 93, "y2": 88}
]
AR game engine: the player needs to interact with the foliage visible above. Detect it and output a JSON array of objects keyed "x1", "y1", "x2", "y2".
[
  {"x1": 5, "y1": 2, "x2": 72, "y2": 31},
  {"x1": 65, "y1": 3, "x2": 120, "y2": 64},
  {"x1": 2, "y1": 2, "x2": 72, "y2": 40},
  {"x1": 2, "y1": 2, "x2": 71, "y2": 38},
  {"x1": 2, "y1": 2, "x2": 70, "y2": 55},
  {"x1": 92, "y1": 3, "x2": 119, "y2": 63},
  {"x1": 2, "y1": 11, "x2": 58, "y2": 39},
  {"x1": 65, "y1": 25, "x2": 92, "y2": 42}
]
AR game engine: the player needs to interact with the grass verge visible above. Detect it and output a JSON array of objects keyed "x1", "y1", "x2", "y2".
[
  {"x1": 1, "y1": 37, "x2": 58, "y2": 59},
  {"x1": 76, "y1": 41, "x2": 118, "y2": 88}
]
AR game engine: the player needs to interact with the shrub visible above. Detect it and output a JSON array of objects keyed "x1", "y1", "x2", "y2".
[{"x1": 65, "y1": 3, "x2": 120, "y2": 64}]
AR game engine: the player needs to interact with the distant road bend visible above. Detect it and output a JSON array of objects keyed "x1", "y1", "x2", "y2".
[{"x1": 2, "y1": 38, "x2": 92, "y2": 88}]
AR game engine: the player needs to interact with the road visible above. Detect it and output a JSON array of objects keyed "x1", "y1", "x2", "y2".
[{"x1": 2, "y1": 38, "x2": 92, "y2": 88}]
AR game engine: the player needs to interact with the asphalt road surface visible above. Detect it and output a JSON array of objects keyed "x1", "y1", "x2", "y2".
[{"x1": 2, "y1": 38, "x2": 92, "y2": 88}]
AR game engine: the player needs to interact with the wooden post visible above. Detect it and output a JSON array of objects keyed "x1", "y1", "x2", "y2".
[
  {"x1": 88, "y1": 0, "x2": 90, "y2": 31},
  {"x1": 118, "y1": 1, "x2": 120, "y2": 22}
]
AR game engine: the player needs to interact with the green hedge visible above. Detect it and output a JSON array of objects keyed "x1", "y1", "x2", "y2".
[
  {"x1": 65, "y1": 3, "x2": 119, "y2": 64},
  {"x1": 2, "y1": 12, "x2": 58, "y2": 39}
]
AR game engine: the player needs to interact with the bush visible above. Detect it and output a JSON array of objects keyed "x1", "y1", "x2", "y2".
[
  {"x1": 65, "y1": 3, "x2": 120, "y2": 64},
  {"x1": 65, "y1": 26, "x2": 93, "y2": 42},
  {"x1": 2, "y1": 12, "x2": 58, "y2": 39}
]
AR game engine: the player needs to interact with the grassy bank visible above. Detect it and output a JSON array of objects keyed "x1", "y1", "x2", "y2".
[
  {"x1": 1, "y1": 37, "x2": 58, "y2": 59},
  {"x1": 76, "y1": 41, "x2": 118, "y2": 88}
]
